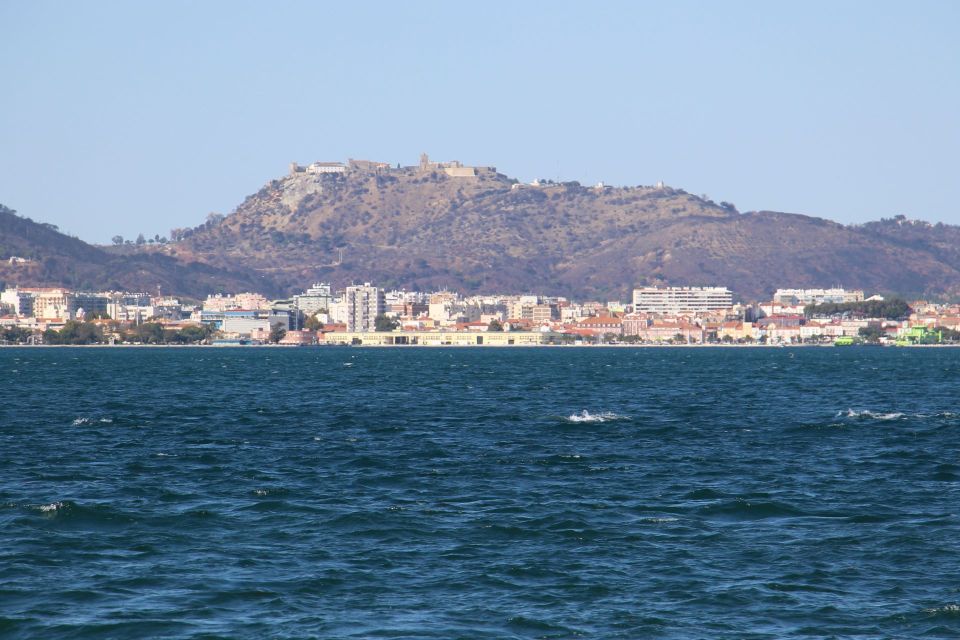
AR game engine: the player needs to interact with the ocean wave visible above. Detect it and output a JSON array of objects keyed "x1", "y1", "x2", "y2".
[
  {"x1": 37, "y1": 501, "x2": 68, "y2": 513},
  {"x1": 641, "y1": 516, "x2": 679, "y2": 524},
  {"x1": 565, "y1": 410, "x2": 629, "y2": 423},
  {"x1": 839, "y1": 409, "x2": 905, "y2": 421},
  {"x1": 827, "y1": 409, "x2": 959, "y2": 425},
  {"x1": 924, "y1": 604, "x2": 960, "y2": 616},
  {"x1": 252, "y1": 488, "x2": 289, "y2": 497},
  {"x1": 71, "y1": 417, "x2": 114, "y2": 426},
  {"x1": 698, "y1": 499, "x2": 806, "y2": 520}
]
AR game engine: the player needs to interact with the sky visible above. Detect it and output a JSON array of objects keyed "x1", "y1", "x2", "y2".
[{"x1": 1, "y1": 1, "x2": 958, "y2": 243}]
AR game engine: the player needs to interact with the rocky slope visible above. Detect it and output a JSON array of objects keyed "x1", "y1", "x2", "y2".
[
  {"x1": 6, "y1": 160, "x2": 960, "y2": 300},
  {"x1": 0, "y1": 205, "x2": 268, "y2": 298},
  {"x1": 163, "y1": 163, "x2": 960, "y2": 300}
]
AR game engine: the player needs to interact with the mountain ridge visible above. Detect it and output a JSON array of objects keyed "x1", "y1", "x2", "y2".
[
  {"x1": 161, "y1": 162, "x2": 960, "y2": 300},
  {"x1": 0, "y1": 205, "x2": 270, "y2": 298},
  {"x1": 3, "y1": 159, "x2": 960, "y2": 301}
]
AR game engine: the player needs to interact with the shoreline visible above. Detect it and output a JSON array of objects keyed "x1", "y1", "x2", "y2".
[{"x1": 3, "y1": 342, "x2": 959, "y2": 349}]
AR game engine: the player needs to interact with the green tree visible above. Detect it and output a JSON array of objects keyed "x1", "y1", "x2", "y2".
[
  {"x1": 304, "y1": 315, "x2": 324, "y2": 331},
  {"x1": 126, "y1": 322, "x2": 164, "y2": 344},
  {"x1": 858, "y1": 325, "x2": 884, "y2": 343},
  {"x1": 374, "y1": 314, "x2": 399, "y2": 332},
  {"x1": 805, "y1": 298, "x2": 911, "y2": 320},
  {"x1": 269, "y1": 322, "x2": 287, "y2": 343},
  {"x1": 487, "y1": 319, "x2": 504, "y2": 332},
  {"x1": 111, "y1": 235, "x2": 124, "y2": 245},
  {"x1": 1, "y1": 326, "x2": 32, "y2": 344},
  {"x1": 942, "y1": 328, "x2": 960, "y2": 342},
  {"x1": 56, "y1": 321, "x2": 104, "y2": 345},
  {"x1": 177, "y1": 324, "x2": 214, "y2": 344}
]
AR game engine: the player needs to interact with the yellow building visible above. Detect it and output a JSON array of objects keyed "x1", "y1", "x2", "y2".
[
  {"x1": 717, "y1": 321, "x2": 754, "y2": 341},
  {"x1": 32, "y1": 289, "x2": 73, "y2": 320}
]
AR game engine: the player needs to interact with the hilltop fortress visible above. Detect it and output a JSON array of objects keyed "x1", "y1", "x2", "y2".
[{"x1": 288, "y1": 153, "x2": 498, "y2": 180}]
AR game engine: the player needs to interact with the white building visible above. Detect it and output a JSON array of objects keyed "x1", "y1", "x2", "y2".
[
  {"x1": 203, "y1": 292, "x2": 271, "y2": 312},
  {"x1": 305, "y1": 162, "x2": 347, "y2": 174},
  {"x1": 295, "y1": 283, "x2": 334, "y2": 315},
  {"x1": 1, "y1": 288, "x2": 35, "y2": 316},
  {"x1": 773, "y1": 288, "x2": 864, "y2": 306},
  {"x1": 632, "y1": 286, "x2": 733, "y2": 314},
  {"x1": 108, "y1": 304, "x2": 156, "y2": 323},
  {"x1": 222, "y1": 317, "x2": 271, "y2": 336},
  {"x1": 327, "y1": 299, "x2": 348, "y2": 325},
  {"x1": 345, "y1": 283, "x2": 385, "y2": 332}
]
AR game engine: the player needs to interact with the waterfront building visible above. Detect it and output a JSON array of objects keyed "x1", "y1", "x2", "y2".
[
  {"x1": 764, "y1": 323, "x2": 803, "y2": 344},
  {"x1": 800, "y1": 322, "x2": 827, "y2": 341},
  {"x1": 621, "y1": 313, "x2": 649, "y2": 337},
  {"x1": 278, "y1": 330, "x2": 318, "y2": 345},
  {"x1": 345, "y1": 283, "x2": 385, "y2": 333},
  {"x1": 636, "y1": 321, "x2": 706, "y2": 343},
  {"x1": 632, "y1": 286, "x2": 733, "y2": 315},
  {"x1": 198, "y1": 309, "x2": 291, "y2": 333},
  {"x1": 717, "y1": 321, "x2": 754, "y2": 342},
  {"x1": 571, "y1": 316, "x2": 623, "y2": 336},
  {"x1": 222, "y1": 312, "x2": 271, "y2": 336},
  {"x1": 320, "y1": 330, "x2": 550, "y2": 346}
]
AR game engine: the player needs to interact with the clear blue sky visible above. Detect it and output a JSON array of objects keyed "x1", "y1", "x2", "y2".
[{"x1": 1, "y1": 1, "x2": 958, "y2": 243}]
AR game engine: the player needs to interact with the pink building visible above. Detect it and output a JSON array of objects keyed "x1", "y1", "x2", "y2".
[
  {"x1": 279, "y1": 330, "x2": 317, "y2": 346},
  {"x1": 632, "y1": 321, "x2": 704, "y2": 343}
]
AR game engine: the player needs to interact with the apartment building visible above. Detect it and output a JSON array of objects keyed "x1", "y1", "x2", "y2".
[
  {"x1": 345, "y1": 283, "x2": 385, "y2": 332},
  {"x1": 295, "y1": 283, "x2": 334, "y2": 315},
  {"x1": 632, "y1": 286, "x2": 733, "y2": 314}
]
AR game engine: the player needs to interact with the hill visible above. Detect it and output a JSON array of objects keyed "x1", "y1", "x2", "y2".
[
  {"x1": 0, "y1": 205, "x2": 270, "y2": 298},
  {"x1": 162, "y1": 160, "x2": 960, "y2": 300}
]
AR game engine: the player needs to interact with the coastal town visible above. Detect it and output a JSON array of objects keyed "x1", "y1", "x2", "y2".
[{"x1": 0, "y1": 282, "x2": 957, "y2": 347}]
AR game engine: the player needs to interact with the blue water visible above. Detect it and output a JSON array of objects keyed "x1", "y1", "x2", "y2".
[{"x1": 2, "y1": 346, "x2": 960, "y2": 638}]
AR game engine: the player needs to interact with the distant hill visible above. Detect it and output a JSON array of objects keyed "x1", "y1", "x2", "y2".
[
  {"x1": 0, "y1": 205, "x2": 270, "y2": 298},
  {"x1": 5, "y1": 159, "x2": 960, "y2": 301},
  {"x1": 160, "y1": 161, "x2": 960, "y2": 300}
]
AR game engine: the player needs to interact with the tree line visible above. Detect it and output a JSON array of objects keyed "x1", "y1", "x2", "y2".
[
  {"x1": 804, "y1": 298, "x2": 911, "y2": 320},
  {"x1": 27, "y1": 321, "x2": 218, "y2": 345}
]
